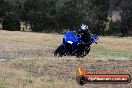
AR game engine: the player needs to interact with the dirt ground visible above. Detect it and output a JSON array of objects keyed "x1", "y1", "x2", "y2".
[{"x1": 0, "y1": 30, "x2": 132, "y2": 88}]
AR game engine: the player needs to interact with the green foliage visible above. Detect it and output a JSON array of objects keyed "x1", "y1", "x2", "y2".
[
  {"x1": 92, "y1": 0, "x2": 110, "y2": 35},
  {"x1": 120, "y1": 0, "x2": 132, "y2": 36},
  {"x1": 0, "y1": 0, "x2": 131, "y2": 35},
  {"x1": 56, "y1": 0, "x2": 84, "y2": 29},
  {"x1": 0, "y1": 0, "x2": 11, "y2": 21},
  {"x1": 2, "y1": 13, "x2": 20, "y2": 31},
  {"x1": 23, "y1": 0, "x2": 56, "y2": 32},
  {"x1": 106, "y1": 21, "x2": 121, "y2": 35}
]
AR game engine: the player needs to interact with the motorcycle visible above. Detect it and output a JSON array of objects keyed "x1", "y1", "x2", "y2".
[{"x1": 54, "y1": 31, "x2": 99, "y2": 58}]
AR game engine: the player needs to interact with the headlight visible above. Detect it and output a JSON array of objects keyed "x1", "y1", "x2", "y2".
[{"x1": 67, "y1": 41, "x2": 73, "y2": 44}]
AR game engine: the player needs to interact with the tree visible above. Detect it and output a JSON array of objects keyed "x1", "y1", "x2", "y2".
[
  {"x1": 2, "y1": 13, "x2": 20, "y2": 31},
  {"x1": 56, "y1": 0, "x2": 85, "y2": 30},
  {"x1": 0, "y1": 0, "x2": 11, "y2": 22},
  {"x1": 23, "y1": 0, "x2": 55, "y2": 32},
  {"x1": 91, "y1": 0, "x2": 110, "y2": 35},
  {"x1": 120, "y1": 0, "x2": 132, "y2": 36}
]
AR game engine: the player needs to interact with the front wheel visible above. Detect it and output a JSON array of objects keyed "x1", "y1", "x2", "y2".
[
  {"x1": 54, "y1": 45, "x2": 65, "y2": 57},
  {"x1": 76, "y1": 52, "x2": 84, "y2": 58},
  {"x1": 84, "y1": 47, "x2": 90, "y2": 56}
]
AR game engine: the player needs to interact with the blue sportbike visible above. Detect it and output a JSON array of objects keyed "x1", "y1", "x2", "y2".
[{"x1": 54, "y1": 31, "x2": 99, "y2": 58}]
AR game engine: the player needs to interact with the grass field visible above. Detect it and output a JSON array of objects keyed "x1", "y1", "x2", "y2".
[{"x1": 0, "y1": 30, "x2": 132, "y2": 88}]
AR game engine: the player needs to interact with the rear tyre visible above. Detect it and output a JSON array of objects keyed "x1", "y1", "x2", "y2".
[{"x1": 54, "y1": 45, "x2": 65, "y2": 57}]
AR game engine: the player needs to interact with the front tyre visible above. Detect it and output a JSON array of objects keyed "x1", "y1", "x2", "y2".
[
  {"x1": 54, "y1": 45, "x2": 65, "y2": 57},
  {"x1": 84, "y1": 47, "x2": 90, "y2": 56},
  {"x1": 76, "y1": 52, "x2": 84, "y2": 58}
]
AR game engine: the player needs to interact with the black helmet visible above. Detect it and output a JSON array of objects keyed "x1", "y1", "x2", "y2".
[{"x1": 80, "y1": 23, "x2": 89, "y2": 31}]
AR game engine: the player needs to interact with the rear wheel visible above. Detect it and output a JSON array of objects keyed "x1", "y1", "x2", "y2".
[{"x1": 54, "y1": 45, "x2": 65, "y2": 57}]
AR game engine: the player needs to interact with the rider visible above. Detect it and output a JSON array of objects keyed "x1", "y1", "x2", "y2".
[
  {"x1": 78, "y1": 23, "x2": 91, "y2": 44},
  {"x1": 76, "y1": 23, "x2": 92, "y2": 57}
]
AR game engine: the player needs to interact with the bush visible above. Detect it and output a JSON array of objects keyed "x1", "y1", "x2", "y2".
[
  {"x1": 2, "y1": 14, "x2": 20, "y2": 31},
  {"x1": 106, "y1": 21, "x2": 121, "y2": 35}
]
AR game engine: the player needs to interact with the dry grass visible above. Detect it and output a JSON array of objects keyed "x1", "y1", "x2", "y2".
[
  {"x1": 98, "y1": 36, "x2": 132, "y2": 52},
  {"x1": 0, "y1": 30, "x2": 132, "y2": 88}
]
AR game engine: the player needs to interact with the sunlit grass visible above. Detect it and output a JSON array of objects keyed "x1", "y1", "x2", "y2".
[
  {"x1": 90, "y1": 46, "x2": 132, "y2": 59},
  {"x1": 0, "y1": 60, "x2": 79, "y2": 88},
  {"x1": 0, "y1": 30, "x2": 131, "y2": 88}
]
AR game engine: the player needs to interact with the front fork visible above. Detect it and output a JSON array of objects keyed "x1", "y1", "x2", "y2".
[{"x1": 63, "y1": 43, "x2": 73, "y2": 55}]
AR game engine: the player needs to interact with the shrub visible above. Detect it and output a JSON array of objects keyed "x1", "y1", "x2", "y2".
[{"x1": 2, "y1": 14, "x2": 20, "y2": 31}]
